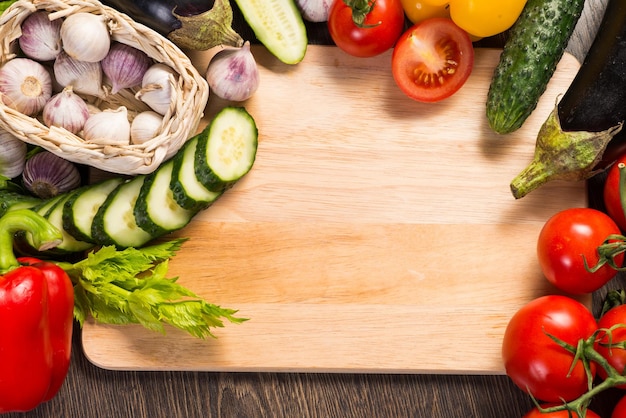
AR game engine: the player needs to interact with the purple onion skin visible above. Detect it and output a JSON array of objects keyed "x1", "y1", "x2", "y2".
[
  {"x1": 22, "y1": 151, "x2": 81, "y2": 199},
  {"x1": 102, "y1": 43, "x2": 152, "y2": 94}
]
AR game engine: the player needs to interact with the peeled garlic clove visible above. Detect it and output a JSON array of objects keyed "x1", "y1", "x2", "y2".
[
  {"x1": 102, "y1": 42, "x2": 152, "y2": 94},
  {"x1": 54, "y1": 51, "x2": 103, "y2": 97},
  {"x1": 0, "y1": 129, "x2": 27, "y2": 178},
  {"x1": 0, "y1": 58, "x2": 52, "y2": 116},
  {"x1": 130, "y1": 110, "x2": 163, "y2": 145},
  {"x1": 43, "y1": 86, "x2": 90, "y2": 134},
  {"x1": 60, "y1": 12, "x2": 111, "y2": 63},
  {"x1": 19, "y1": 11, "x2": 63, "y2": 61},
  {"x1": 22, "y1": 151, "x2": 81, "y2": 199},
  {"x1": 136, "y1": 63, "x2": 177, "y2": 115},
  {"x1": 206, "y1": 41, "x2": 259, "y2": 102},
  {"x1": 83, "y1": 106, "x2": 131, "y2": 145}
]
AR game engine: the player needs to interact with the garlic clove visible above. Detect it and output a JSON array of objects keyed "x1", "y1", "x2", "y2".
[
  {"x1": 102, "y1": 42, "x2": 152, "y2": 95},
  {"x1": 53, "y1": 51, "x2": 103, "y2": 97},
  {"x1": 130, "y1": 110, "x2": 163, "y2": 145},
  {"x1": 43, "y1": 86, "x2": 90, "y2": 134},
  {"x1": 0, "y1": 129, "x2": 27, "y2": 179},
  {"x1": 0, "y1": 58, "x2": 52, "y2": 116},
  {"x1": 60, "y1": 12, "x2": 111, "y2": 63},
  {"x1": 136, "y1": 63, "x2": 177, "y2": 115},
  {"x1": 83, "y1": 106, "x2": 131, "y2": 146},
  {"x1": 22, "y1": 151, "x2": 81, "y2": 199},
  {"x1": 205, "y1": 41, "x2": 259, "y2": 102},
  {"x1": 19, "y1": 11, "x2": 63, "y2": 62},
  {"x1": 295, "y1": 0, "x2": 333, "y2": 22}
]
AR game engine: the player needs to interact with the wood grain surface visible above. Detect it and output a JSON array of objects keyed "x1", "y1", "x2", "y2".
[
  {"x1": 6, "y1": 1, "x2": 623, "y2": 417},
  {"x1": 81, "y1": 46, "x2": 585, "y2": 374}
]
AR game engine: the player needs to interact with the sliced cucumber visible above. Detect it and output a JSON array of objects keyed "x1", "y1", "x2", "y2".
[
  {"x1": 63, "y1": 178, "x2": 124, "y2": 243},
  {"x1": 233, "y1": 0, "x2": 307, "y2": 64},
  {"x1": 195, "y1": 106, "x2": 258, "y2": 192},
  {"x1": 33, "y1": 194, "x2": 67, "y2": 217},
  {"x1": 41, "y1": 193, "x2": 93, "y2": 253},
  {"x1": 91, "y1": 176, "x2": 153, "y2": 248},
  {"x1": 170, "y1": 136, "x2": 223, "y2": 211},
  {"x1": 134, "y1": 160, "x2": 196, "y2": 236}
]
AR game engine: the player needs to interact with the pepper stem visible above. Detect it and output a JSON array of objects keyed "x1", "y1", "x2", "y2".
[{"x1": 0, "y1": 209, "x2": 62, "y2": 274}]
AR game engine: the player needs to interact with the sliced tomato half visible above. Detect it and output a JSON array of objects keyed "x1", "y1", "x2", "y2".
[{"x1": 391, "y1": 18, "x2": 474, "y2": 103}]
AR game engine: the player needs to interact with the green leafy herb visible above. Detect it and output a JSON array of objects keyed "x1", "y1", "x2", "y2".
[{"x1": 57, "y1": 238, "x2": 247, "y2": 338}]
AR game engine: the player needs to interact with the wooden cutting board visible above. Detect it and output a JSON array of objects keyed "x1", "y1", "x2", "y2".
[{"x1": 81, "y1": 45, "x2": 587, "y2": 374}]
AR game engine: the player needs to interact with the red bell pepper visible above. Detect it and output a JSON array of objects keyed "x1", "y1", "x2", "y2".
[{"x1": 0, "y1": 209, "x2": 74, "y2": 412}]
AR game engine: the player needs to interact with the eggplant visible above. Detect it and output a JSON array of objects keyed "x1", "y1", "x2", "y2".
[
  {"x1": 101, "y1": 0, "x2": 243, "y2": 50},
  {"x1": 510, "y1": 0, "x2": 626, "y2": 199}
]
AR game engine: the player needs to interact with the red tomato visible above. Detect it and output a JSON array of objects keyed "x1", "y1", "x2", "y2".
[
  {"x1": 596, "y1": 304, "x2": 626, "y2": 387},
  {"x1": 604, "y1": 154, "x2": 626, "y2": 232},
  {"x1": 391, "y1": 18, "x2": 474, "y2": 102},
  {"x1": 537, "y1": 207, "x2": 623, "y2": 295},
  {"x1": 613, "y1": 395, "x2": 626, "y2": 418},
  {"x1": 328, "y1": 0, "x2": 405, "y2": 58},
  {"x1": 523, "y1": 405, "x2": 600, "y2": 418},
  {"x1": 502, "y1": 295, "x2": 597, "y2": 403}
]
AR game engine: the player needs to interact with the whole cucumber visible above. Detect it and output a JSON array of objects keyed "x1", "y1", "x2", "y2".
[{"x1": 486, "y1": 0, "x2": 585, "y2": 134}]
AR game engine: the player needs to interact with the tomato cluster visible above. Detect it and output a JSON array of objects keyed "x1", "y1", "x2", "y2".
[{"x1": 326, "y1": 0, "x2": 524, "y2": 102}]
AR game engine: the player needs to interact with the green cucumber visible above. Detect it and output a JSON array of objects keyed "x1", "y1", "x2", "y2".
[
  {"x1": 91, "y1": 176, "x2": 153, "y2": 248},
  {"x1": 63, "y1": 178, "x2": 124, "y2": 243},
  {"x1": 486, "y1": 0, "x2": 585, "y2": 134},
  {"x1": 134, "y1": 160, "x2": 196, "y2": 237},
  {"x1": 0, "y1": 190, "x2": 41, "y2": 217},
  {"x1": 233, "y1": 0, "x2": 307, "y2": 64},
  {"x1": 170, "y1": 136, "x2": 223, "y2": 211},
  {"x1": 195, "y1": 106, "x2": 258, "y2": 192},
  {"x1": 43, "y1": 193, "x2": 94, "y2": 252},
  {"x1": 33, "y1": 194, "x2": 67, "y2": 217}
]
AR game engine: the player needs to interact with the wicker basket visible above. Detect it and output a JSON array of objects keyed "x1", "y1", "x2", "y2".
[{"x1": 0, "y1": 0, "x2": 209, "y2": 175}]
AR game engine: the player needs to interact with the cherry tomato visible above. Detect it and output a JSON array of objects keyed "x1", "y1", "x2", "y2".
[
  {"x1": 391, "y1": 18, "x2": 474, "y2": 102},
  {"x1": 448, "y1": 0, "x2": 526, "y2": 38},
  {"x1": 328, "y1": 0, "x2": 405, "y2": 58},
  {"x1": 613, "y1": 395, "x2": 626, "y2": 418},
  {"x1": 400, "y1": 0, "x2": 450, "y2": 24},
  {"x1": 596, "y1": 304, "x2": 626, "y2": 388},
  {"x1": 537, "y1": 207, "x2": 623, "y2": 295},
  {"x1": 603, "y1": 154, "x2": 626, "y2": 232},
  {"x1": 502, "y1": 295, "x2": 597, "y2": 403},
  {"x1": 523, "y1": 405, "x2": 600, "y2": 418}
]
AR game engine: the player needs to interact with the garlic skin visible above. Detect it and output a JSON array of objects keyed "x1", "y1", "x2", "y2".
[
  {"x1": 130, "y1": 110, "x2": 163, "y2": 145},
  {"x1": 0, "y1": 129, "x2": 27, "y2": 178},
  {"x1": 22, "y1": 151, "x2": 81, "y2": 199},
  {"x1": 43, "y1": 86, "x2": 90, "y2": 134},
  {"x1": 136, "y1": 63, "x2": 177, "y2": 115},
  {"x1": 102, "y1": 42, "x2": 152, "y2": 94},
  {"x1": 83, "y1": 106, "x2": 131, "y2": 145},
  {"x1": 60, "y1": 12, "x2": 111, "y2": 62},
  {"x1": 206, "y1": 41, "x2": 259, "y2": 102},
  {"x1": 295, "y1": 0, "x2": 333, "y2": 22},
  {"x1": 19, "y1": 11, "x2": 63, "y2": 62},
  {"x1": 54, "y1": 51, "x2": 103, "y2": 97},
  {"x1": 0, "y1": 58, "x2": 52, "y2": 116}
]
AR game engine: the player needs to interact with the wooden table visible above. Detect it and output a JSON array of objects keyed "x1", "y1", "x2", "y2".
[{"x1": 5, "y1": 1, "x2": 622, "y2": 416}]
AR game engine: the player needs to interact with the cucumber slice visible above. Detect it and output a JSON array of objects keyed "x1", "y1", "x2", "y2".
[
  {"x1": 134, "y1": 160, "x2": 196, "y2": 236},
  {"x1": 233, "y1": 0, "x2": 307, "y2": 64},
  {"x1": 42, "y1": 193, "x2": 93, "y2": 253},
  {"x1": 33, "y1": 194, "x2": 67, "y2": 217},
  {"x1": 170, "y1": 136, "x2": 223, "y2": 211},
  {"x1": 195, "y1": 106, "x2": 258, "y2": 192},
  {"x1": 63, "y1": 178, "x2": 124, "y2": 243},
  {"x1": 91, "y1": 176, "x2": 153, "y2": 248}
]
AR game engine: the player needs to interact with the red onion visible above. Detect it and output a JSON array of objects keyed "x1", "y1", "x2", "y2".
[{"x1": 22, "y1": 151, "x2": 81, "y2": 199}]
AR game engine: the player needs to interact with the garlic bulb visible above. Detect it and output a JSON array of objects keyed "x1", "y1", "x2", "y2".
[
  {"x1": 136, "y1": 63, "x2": 177, "y2": 115},
  {"x1": 295, "y1": 0, "x2": 333, "y2": 22},
  {"x1": 130, "y1": 111, "x2": 163, "y2": 145},
  {"x1": 0, "y1": 129, "x2": 27, "y2": 178},
  {"x1": 19, "y1": 11, "x2": 62, "y2": 61},
  {"x1": 54, "y1": 51, "x2": 103, "y2": 97},
  {"x1": 43, "y1": 86, "x2": 90, "y2": 134},
  {"x1": 22, "y1": 151, "x2": 81, "y2": 198},
  {"x1": 206, "y1": 41, "x2": 259, "y2": 102},
  {"x1": 102, "y1": 42, "x2": 152, "y2": 94},
  {"x1": 60, "y1": 12, "x2": 111, "y2": 62},
  {"x1": 0, "y1": 58, "x2": 52, "y2": 116},
  {"x1": 83, "y1": 106, "x2": 131, "y2": 145}
]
